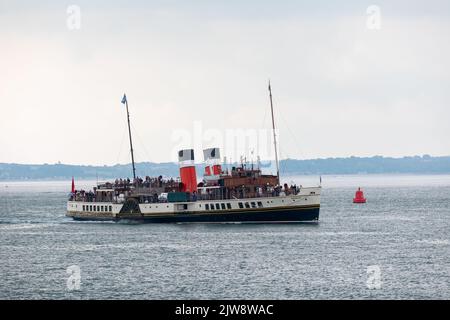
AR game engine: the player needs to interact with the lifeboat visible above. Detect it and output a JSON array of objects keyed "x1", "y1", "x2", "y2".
[{"x1": 353, "y1": 187, "x2": 366, "y2": 203}]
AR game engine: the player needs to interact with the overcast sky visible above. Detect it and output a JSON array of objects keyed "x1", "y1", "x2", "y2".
[{"x1": 1, "y1": 0, "x2": 449, "y2": 165}]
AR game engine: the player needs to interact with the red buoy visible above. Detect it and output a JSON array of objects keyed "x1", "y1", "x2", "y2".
[{"x1": 353, "y1": 187, "x2": 366, "y2": 203}]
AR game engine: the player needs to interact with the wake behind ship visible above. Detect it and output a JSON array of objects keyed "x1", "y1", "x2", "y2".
[{"x1": 66, "y1": 86, "x2": 321, "y2": 223}]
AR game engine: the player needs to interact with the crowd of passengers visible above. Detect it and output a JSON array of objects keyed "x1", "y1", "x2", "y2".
[
  {"x1": 199, "y1": 183, "x2": 302, "y2": 201},
  {"x1": 69, "y1": 178, "x2": 302, "y2": 202},
  {"x1": 69, "y1": 189, "x2": 96, "y2": 202},
  {"x1": 69, "y1": 175, "x2": 178, "y2": 202},
  {"x1": 111, "y1": 176, "x2": 177, "y2": 188}
]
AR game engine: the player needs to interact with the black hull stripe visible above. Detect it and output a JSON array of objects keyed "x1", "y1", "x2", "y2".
[
  {"x1": 72, "y1": 207, "x2": 320, "y2": 223},
  {"x1": 135, "y1": 205, "x2": 320, "y2": 218}
]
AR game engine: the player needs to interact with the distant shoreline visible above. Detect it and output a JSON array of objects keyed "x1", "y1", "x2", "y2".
[
  {"x1": 2, "y1": 173, "x2": 450, "y2": 184},
  {"x1": 2, "y1": 155, "x2": 450, "y2": 181}
]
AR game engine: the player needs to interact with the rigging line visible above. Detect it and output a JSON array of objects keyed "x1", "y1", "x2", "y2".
[
  {"x1": 278, "y1": 106, "x2": 306, "y2": 160},
  {"x1": 278, "y1": 140, "x2": 287, "y2": 177},
  {"x1": 115, "y1": 124, "x2": 128, "y2": 165},
  {"x1": 260, "y1": 98, "x2": 268, "y2": 132},
  {"x1": 259, "y1": 99, "x2": 269, "y2": 169},
  {"x1": 130, "y1": 122, "x2": 155, "y2": 176},
  {"x1": 281, "y1": 153, "x2": 290, "y2": 178},
  {"x1": 275, "y1": 111, "x2": 294, "y2": 178},
  {"x1": 132, "y1": 147, "x2": 153, "y2": 175},
  {"x1": 251, "y1": 92, "x2": 269, "y2": 165}
]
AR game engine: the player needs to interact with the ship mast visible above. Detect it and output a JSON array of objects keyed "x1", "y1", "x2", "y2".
[
  {"x1": 122, "y1": 94, "x2": 136, "y2": 180},
  {"x1": 268, "y1": 80, "x2": 280, "y2": 185}
]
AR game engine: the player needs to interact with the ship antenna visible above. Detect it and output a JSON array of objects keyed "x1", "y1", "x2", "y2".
[
  {"x1": 122, "y1": 93, "x2": 136, "y2": 180},
  {"x1": 268, "y1": 80, "x2": 280, "y2": 185}
]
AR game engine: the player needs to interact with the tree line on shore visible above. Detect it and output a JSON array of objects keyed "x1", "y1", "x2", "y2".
[{"x1": 1, "y1": 155, "x2": 449, "y2": 180}]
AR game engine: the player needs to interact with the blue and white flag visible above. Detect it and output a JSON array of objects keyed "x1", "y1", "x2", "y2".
[{"x1": 121, "y1": 94, "x2": 127, "y2": 104}]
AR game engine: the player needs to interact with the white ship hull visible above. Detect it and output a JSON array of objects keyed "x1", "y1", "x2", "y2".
[{"x1": 67, "y1": 187, "x2": 321, "y2": 223}]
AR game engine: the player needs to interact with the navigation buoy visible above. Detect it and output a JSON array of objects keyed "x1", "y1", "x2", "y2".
[{"x1": 353, "y1": 187, "x2": 366, "y2": 203}]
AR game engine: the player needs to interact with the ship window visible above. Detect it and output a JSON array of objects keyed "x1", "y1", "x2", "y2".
[
  {"x1": 93, "y1": 206, "x2": 96, "y2": 212},
  {"x1": 215, "y1": 203, "x2": 220, "y2": 210},
  {"x1": 226, "y1": 203, "x2": 231, "y2": 209},
  {"x1": 210, "y1": 204, "x2": 215, "y2": 210},
  {"x1": 257, "y1": 201, "x2": 263, "y2": 208},
  {"x1": 97, "y1": 206, "x2": 100, "y2": 211},
  {"x1": 89, "y1": 205, "x2": 92, "y2": 211},
  {"x1": 245, "y1": 202, "x2": 250, "y2": 208},
  {"x1": 109, "y1": 206, "x2": 112, "y2": 212},
  {"x1": 205, "y1": 204, "x2": 209, "y2": 210},
  {"x1": 221, "y1": 203, "x2": 226, "y2": 210},
  {"x1": 82, "y1": 205, "x2": 85, "y2": 211},
  {"x1": 101, "y1": 206, "x2": 104, "y2": 211},
  {"x1": 238, "y1": 202, "x2": 243, "y2": 209},
  {"x1": 251, "y1": 202, "x2": 256, "y2": 208}
]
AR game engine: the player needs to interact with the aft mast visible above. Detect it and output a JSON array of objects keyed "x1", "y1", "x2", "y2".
[
  {"x1": 121, "y1": 93, "x2": 136, "y2": 180},
  {"x1": 268, "y1": 80, "x2": 280, "y2": 185}
]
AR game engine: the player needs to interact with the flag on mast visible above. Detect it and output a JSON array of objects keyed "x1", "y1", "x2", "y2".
[
  {"x1": 71, "y1": 176, "x2": 75, "y2": 193},
  {"x1": 121, "y1": 93, "x2": 127, "y2": 104}
]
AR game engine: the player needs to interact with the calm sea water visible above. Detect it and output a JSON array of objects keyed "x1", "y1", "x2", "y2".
[{"x1": 0, "y1": 175, "x2": 449, "y2": 299}]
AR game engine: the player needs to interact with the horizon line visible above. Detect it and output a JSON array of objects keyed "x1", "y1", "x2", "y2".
[{"x1": 0, "y1": 154, "x2": 447, "y2": 167}]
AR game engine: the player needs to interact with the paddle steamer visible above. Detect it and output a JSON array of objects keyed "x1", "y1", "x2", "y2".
[{"x1": 66, "y1": 84, "x2": 321, "y2": 223}]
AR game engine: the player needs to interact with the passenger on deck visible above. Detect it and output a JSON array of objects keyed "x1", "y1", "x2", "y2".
[{"x1": 158, "y1": 175, "x2": 163, "y2": 187}]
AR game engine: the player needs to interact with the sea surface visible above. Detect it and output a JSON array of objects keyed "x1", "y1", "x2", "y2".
[{"x1": 0, "y1": 174, "x2": 449, "y2": 299}]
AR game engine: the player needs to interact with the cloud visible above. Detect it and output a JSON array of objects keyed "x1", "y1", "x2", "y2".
[{"x1": 0, "y1": 1, "x2": 449, "y2": 164}]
